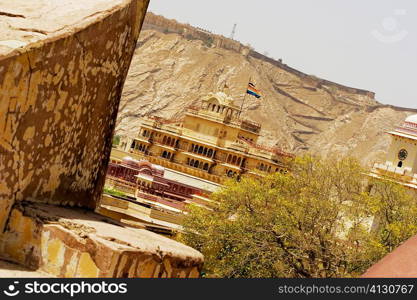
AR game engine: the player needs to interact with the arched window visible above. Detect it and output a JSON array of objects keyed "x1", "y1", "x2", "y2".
[
  {"x1": 198, "y1": 146, "x2": 204, "y2": 154},
  {"x1": 203, "y1": 163, "x2": 209, "y2": 171},
  {"x1": 211, "y1": 104, "x2": 215, "y2": 112},
  {"x1": 227, "y1": 155, "x2": 231, "y2": 163},
  {"x1": 398, "y1": 161, "x2": 403, "y2": 168},
  {"x1": 194, "y1": 160, "x2": 199, "y2": 168},
  {"x1": 237, "y1": 157, "x2": 241, "y2": 166},
  {"x1": 190, "y1": 159, "x2": 195, "y2": 166},
  {"x1": 217, "y1": 106, "x2": 221, "y2": 113},
  {"x1": 232, "y1": 156, "x2": 237, "y2": 165},
  {"x1": 167, "y1": 137, "x2": 171, "y2": 146},
  {"x1": 162, "y1": 151, "x2": 167, "y2": 158},
  {"x1": 203, "y1": 148, "x2": 208, "y2": 156},
  {"x1": 208, "y1": 149, "x2": 213, "y2": 157},
  {"x1": 162, "y1": 136, "x2": 167, "y2": 144}
]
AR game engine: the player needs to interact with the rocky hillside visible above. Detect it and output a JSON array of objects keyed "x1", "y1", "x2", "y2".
[{"x1": 116, "y1": 13, "x2": 417, "y2": 166}]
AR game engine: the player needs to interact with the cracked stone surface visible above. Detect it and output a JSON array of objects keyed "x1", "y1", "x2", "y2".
[
  {"x1": 0, "y1": 0, "x2": 132, "y2": 56},
  {"x1": 0, "y1": 0, "x2": 149, "y2": 232}
]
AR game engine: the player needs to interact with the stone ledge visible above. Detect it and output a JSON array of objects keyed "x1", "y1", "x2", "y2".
[{"x1": 0, "y1": 203, "x2": 203, "y2": 278}]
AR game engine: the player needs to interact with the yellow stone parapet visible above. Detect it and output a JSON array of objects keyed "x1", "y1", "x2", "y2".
[{"x1": 0, "y1": 203, "x2": 203, "y2": 278}]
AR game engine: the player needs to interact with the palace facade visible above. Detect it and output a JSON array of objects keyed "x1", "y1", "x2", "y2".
[
  {"x1": 370, "y1": 114, "x2": 417, "y2": 191},
  {"x1": 115, "y1": 92, "x2": 293, "y2": 184}
]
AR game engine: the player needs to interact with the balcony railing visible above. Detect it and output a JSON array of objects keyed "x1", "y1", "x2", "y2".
[
  {"x1": 240, "y1": 120, "x2": 261, "y2": 134},
  {"x1": 372, "y1": 163, "x2": 417, "y2": 184}
]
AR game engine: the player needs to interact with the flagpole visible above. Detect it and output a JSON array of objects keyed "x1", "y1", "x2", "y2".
[{"x1": 239, "y1": 76, "x2": 251, "y2": 119}]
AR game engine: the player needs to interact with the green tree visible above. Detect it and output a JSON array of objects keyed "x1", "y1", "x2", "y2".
[
  {"x1": 369, "y1": 178, "x2": 417, "y2": 253},
  {"x1": 179, "y1": 156, "x2": 417, "y2": 278},
  {"x1": 112, "y1": 135, "x2": 120, "y2": 146}
]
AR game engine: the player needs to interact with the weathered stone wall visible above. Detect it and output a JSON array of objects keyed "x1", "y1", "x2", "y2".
[
  {"x1": 0, "y1": 0, "x2": 149, "y2": 232},
  {"x1": 0, "y1": 1, "x2": 205, "y2": 278}
]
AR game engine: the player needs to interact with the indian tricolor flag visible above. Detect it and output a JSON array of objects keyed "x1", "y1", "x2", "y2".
[{"x1": 246, "y1": 82, "x2": 261, "y2": 98}]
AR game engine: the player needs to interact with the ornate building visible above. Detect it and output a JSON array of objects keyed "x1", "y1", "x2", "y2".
[
  {"x1": 115, "y1": 92, "x2": 293, "y2": 184},
  {"x1": 370, "y1": 114, "x2": 417, "y2": 190},
  {"x1": 100, "y1": 156, "x2": 219, "y2": 234}
]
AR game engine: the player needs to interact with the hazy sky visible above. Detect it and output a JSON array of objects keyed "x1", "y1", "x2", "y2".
[{"x1": 148, "y1": 0, "x2": 417, "y2": 108}]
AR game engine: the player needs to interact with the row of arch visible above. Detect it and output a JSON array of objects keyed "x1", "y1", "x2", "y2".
[
  {"x1": 226, "y1": 154, "x2": 245, "y2": 166},
  {"x1": 141, "y1": 129, "x2": 151, "y2": 138},
  {"x1": 131, "y1": 141, "x2": 149, "y2": 153},
  {"x1": 207, "y1": 103, "x2": 236, "y2": 117},
  {"x1": 257, "y1": 163, "x2": 286, "y2": 174},
  {"x1": 186, "y1": 158, "x2": 210, "y2": 172},
  {"x1": 138, "y1": 179, "x2": 152, "y2": 190},
  {"x1": 138, "y1": 181, "x2": 194, "y2": 200},
  {"x1": 190, "y1": 144, "x2": 215, "y2": 158},
  {"x1": 162, "y1": 135, "x2": 179, "y2": 148},
  {"x1": 161, "y1": 150, "x2": 173, "y2": 160},
  {"x1": 169, "y1": 183, "x2": 193, "y2": 196},
  {"x1": 257, "y1": 163, "x2": 272, "y2": 172}
]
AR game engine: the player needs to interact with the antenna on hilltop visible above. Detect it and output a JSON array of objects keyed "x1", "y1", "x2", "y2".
[{"x1": 230, "y1": 23, "x2": 237, "y2": 39}]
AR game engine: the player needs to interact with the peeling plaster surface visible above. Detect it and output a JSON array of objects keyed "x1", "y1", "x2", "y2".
[{"x1": 0, "y1": 0, "x2": 150, "y2": 231}]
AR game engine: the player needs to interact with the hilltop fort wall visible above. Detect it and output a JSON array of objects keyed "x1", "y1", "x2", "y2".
[
  {"x1": 143, "y1": 12, "x2": 375, "y2": 99},
  {"x1": 143, "y1": 12, "x2": 247, "y2": 54}
]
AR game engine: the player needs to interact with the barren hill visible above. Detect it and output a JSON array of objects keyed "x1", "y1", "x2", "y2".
[{"x1": 116, "y1": 12, "x2": 416, "y2": 166}]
